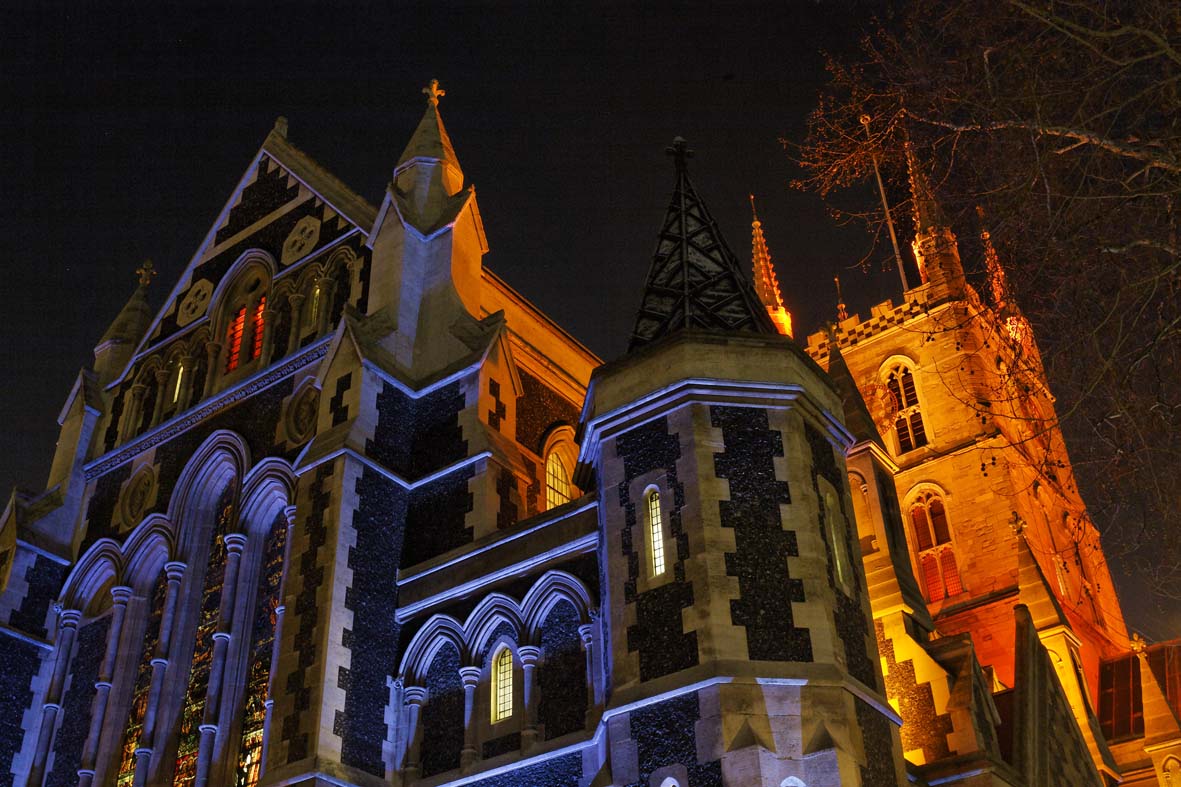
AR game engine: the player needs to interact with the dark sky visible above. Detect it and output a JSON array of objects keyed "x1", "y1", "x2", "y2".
[{"x1": 1, "y1": 3, "x2": 1169, "y2": 637}]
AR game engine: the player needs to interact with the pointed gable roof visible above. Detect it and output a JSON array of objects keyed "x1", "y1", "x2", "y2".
[
  {"x1": 629, "y1": 138, "x2": 777, "y2": 351},
  {"x1": 906, "y1": 141, "x2": 949, "y2": 235}
]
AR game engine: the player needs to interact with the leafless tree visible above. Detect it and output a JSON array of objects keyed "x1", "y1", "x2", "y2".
[{"x1": 791, "y1": 0, "x2": 1181, "y2": 606}]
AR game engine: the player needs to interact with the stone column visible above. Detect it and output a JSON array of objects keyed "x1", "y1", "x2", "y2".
[
  {"x1": 518, "y1": 645, "x2": 541, "y2": 751},
  {"x1": 77, "y1": 586, "x2": 133, "y2": 787},
  {"x1": 133, "y1": 561, "x2": 186, "y2": 787},
  {"x1": 121, "y1": 383, "x2": 147, "y2": 442},
  {"x1": 314, "y1": 278, "x2": 335, "y2": 335},
  {"x1": 402, "y1": 686, "x2": 428, "y2": 780},
  {"x1": 459, "y1": 666, "x2": 482, "y2": 769},
  {"x1": 203, "y1": 341, "x2": 222, "y2": 396},
  {"x1": 259, "y1": 505, "x2": 297, "y2": 776},
  {"x1": 28, "y1": 606, "x2": 82, "y2": 787},
  {"x1": 151, "y1": 368, "x2": 170, "y2": 426},
  {"x1": 578, "y1": 621, "x2": 598, "y2": 725},
  {"x1": 286, "y1": 293, "x2": 305, "y2": 351},
  {"x1": 194, "y1": 533, "x2": 247, "y2": 787}
]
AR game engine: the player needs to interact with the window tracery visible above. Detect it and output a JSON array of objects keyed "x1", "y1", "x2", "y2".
[
  {"x1": 886, "y1": 364, "x2": 928, "y2": 453},
  {"x1": 910, "y1": 492, "x2": 963, "y2": 601}
]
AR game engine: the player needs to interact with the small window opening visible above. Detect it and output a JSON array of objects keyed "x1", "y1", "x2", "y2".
[
  {"x1": 648, "y1": 490, "x2": 666, "y2": 577},
  {"x1": 546, "y1": 451, "x2": 571, "y2": 510},
  {"x1": 250, "y1": 296, "x2": 266, "y2": 360},
  {"x1": 172, "y1": 362, "x2": 185, "y2": 404},
  {"x1": 887, "y1": 365, "x2": 928, "y2": 453},
  {"x1": 911, "y1": 493, "x2": 963, "y2": 600},
  {"x1": 491, "y1": 647, "x2": 513, "y2": 723}
]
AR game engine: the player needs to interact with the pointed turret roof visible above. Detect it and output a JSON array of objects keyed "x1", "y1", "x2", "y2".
[
  {"x1": 977, "y1": 206, "x2": 1012, "y2": 307},
  {"x1": 905, "y1": 142, "x2": 948, "y2": 235},
  {"x1": 824, "y1": 328, "x2": 881, "y2": 446},
  {"x1": 749, "y1": 195, "x2": 793, "y2": 338},
  {"x1": 396, "y1": 79, "x2": 461, "y2": 176},
  {"x1": 629, "y1": 138, "x2": 777, "y2": 351},
  {"x1": 99, "y1": 261, "x2": 155, "y2": 346}
]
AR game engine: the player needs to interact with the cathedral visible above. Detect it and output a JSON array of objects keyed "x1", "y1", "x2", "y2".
[{"x1": 1, "y1": 82, "x2": 1179, "y2": 787}]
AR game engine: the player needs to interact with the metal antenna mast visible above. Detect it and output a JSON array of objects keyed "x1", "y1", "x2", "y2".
[{"x1": 860, "y1": 115, "x2": 910, "y2": 293}]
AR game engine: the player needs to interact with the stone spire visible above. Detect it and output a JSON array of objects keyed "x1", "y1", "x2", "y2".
[
  {"x1": 977, "y1": 206, "x2": 1033, "y2": 347},
  {"x1": 629, "y1": 138, "x2": 777, "y2": 351},
  {"x1": 749, "y1": 195, "x2": 793, "y2": 338},
  {"x1": 905, "y1": 141, "x2": 948, "y2": 236},
  {"x1": 395, "y1": 78, "x2": 463, "y2": 193},
  {"x1": 94, "y1": 261, "x2": 155, "y2": 384}
]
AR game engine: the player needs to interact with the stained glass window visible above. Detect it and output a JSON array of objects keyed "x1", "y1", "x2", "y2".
[
  {"x1": 115, "y1": 571, "x2": 168, "y2": 787},
  {"x1": 173, "y1": 488, "x2": 234, "y2": 786},
  {"x1": 250, "y1": 296, "x2": 267, "y2": 361},
  {"x1": 234, "y1": 510, "x2": 288, "y2": 787},
  {"x1": 545, "y1": 451, "x2": 570, "y2": 510},
  {"x1": 910, "y1": 493, "x2": 963, "y2": 601},
  {"x1": 225, "y1": 306, "x2": 247, "y2": 372}
]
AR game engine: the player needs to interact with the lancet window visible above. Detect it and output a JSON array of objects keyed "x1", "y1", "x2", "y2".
[
  {"x1": 647, "y1": 489, "x2": 665, "y2": 577},
  {"x1": 545, "y1": 450, "x2": 571, "y2": 510},
  {"x1": 910, "y1": 492, "x2": 963, "y2": 601},
  {"x1": 115, "y1": 571, "x2": 169, "y2": 787},
  {"x1": 491, "y1": 646, "x2": 514, "y2": 723},
  {"x1": 886, "y1": 364, "x2": 928, "y2": 453}
]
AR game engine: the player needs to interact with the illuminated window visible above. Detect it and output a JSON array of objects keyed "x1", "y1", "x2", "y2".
[
  {"x1": 886, "y1": 365, "x2": 928, "y2": 453},
  {"x1": 491, "y1": 647, "x2": 513, "y2": 723},
  {"x1": 172, "y1": 361, "x2": 185, "y2": 404},
  {"x1": 250, "y1": 296, "x2": 266, "y2": 360},
  {"x1": 911, "y1": 492, "x2": 963, "y2": 601},
  {"x1": 546, "y1": 451, "x2": 571, "y2": 510},
  {"x1": 225, "y1": 306, "x2": 247, "y2": 373},
  {"x1": 648, "y1": 489, "x2": 665, "y2": 577}
]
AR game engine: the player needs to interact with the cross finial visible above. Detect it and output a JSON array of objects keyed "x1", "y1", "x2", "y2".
[
  {"x1": 665, "y1": 136, "x2": 694, "y2": 171},
  {"x1": 1131, "y1": 632, "x2": 1147, "y2": 654},
  {"x1": 136, "y1": 259, "x2": 157, "y2": 287},
  {"x1": 749, "y1": 193, "x2": 760, "y2": 223},
  {"x1": 423, "y1": 79, "x2": 445, "y2": 107}
]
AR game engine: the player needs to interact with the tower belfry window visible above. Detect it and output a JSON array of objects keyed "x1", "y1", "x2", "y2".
[
  {"x1": 886, "y1": 365, "x2": 928, "y2": 453},
  {"x1": 546, "y1": 451, "x2": 571, "y2": 510},
  {"x1": 225, "y1": 306, "x2": 247, "y2": 372},
  {"x1": 910, "y1": 493, "x2": 963, "y2": 601},
  {"x1": 491, "y1": 647, "x2": 513, "y2": 723},
  {"x1": 648, "y1": 489, "x2": 666, "y2": 577},
  {"x1": 250, "y1": 296, "x2": 266, "y2": 360}
]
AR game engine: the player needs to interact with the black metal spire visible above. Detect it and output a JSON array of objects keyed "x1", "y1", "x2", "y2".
[{"x1": 628, "y1": 138, "x2": 777, "y2": 351}]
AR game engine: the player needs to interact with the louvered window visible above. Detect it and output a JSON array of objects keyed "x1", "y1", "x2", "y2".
[{"x1": 887, "y1": 365, "x2": 928, "y2": 453}]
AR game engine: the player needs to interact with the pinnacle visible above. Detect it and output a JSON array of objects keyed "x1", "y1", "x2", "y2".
[
  {"x1": 749, "y1": 194, "x2": 793, "y2": 338},
  {"x1": 396, "y1": 79, "x2": 462, "y2": 175},
  {"x1": 905, "y1": 142, "x2": 948, "y2": 235}
]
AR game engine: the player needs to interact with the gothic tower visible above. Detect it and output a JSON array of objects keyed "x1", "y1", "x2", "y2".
[{"x1": 579, "y1": 138, "x2": 907, "y2": 786}]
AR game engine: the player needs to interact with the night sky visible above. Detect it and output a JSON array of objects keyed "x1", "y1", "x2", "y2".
[{"x1": 0, "y1": 4, "x2": 1168, "y2": 636}]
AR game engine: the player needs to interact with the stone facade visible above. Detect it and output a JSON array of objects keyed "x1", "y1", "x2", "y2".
[{"x1": 0, "y1": 84, "x2": 1175, "y2": 787}]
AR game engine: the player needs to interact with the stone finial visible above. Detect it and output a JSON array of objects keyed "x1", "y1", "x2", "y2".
[
  {"x1": 273, "y1": 116, "x2": 289, "y2": 138},
  {"x1": 136, "y1": 260, "x2": 157, "y2": 287},
  {"x1": 423, "y1": 79, "x2": 446, "y2": 107},
  {"x1": 835, "y1": 275, "x2": 848, "y2": 322},
  {"x1": 665, "y1": 136, "x2": 694, "y2": 170},
  {"x1": 1131, "y1": 631, "x2": 1148, "y2": 654}
]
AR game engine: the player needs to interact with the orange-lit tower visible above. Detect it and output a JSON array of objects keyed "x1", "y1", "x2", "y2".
[{"x1": 749, "y1": 195, "x2": 793, "y2": 338}]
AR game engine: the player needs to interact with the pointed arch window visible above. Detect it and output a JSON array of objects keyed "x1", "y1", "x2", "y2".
[
  {"x1": 545, "y1": 450, "x2": 571, "y2": 510},
  {"x1": 250, "y1": 296, "x2": 267, "y2": 361},
  {"x1": 225, "y1": 306, "x2": 247, "y2": 373},
  {"x1": 647, "y1": 489, "x2": 666, "y2": 577},
  {"x1": 910, "y1": 492, "x2": 963, "y2": 601},
  {"x1": 491, "y1": 647, "x2": 514, "y2": 723},
  {"x1": 886, "y1": 364, "x2": 928, "y2": 453}
]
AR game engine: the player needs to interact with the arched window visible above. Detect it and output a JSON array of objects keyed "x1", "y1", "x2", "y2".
[
  {"x1": 217, "y1": 260, "x2": 272, "y2": 378},
  {"x1": 647, "y1": 489, "x2": 666, "y2": 577},
  {"x1": 491, "y1": 646, "x2": 514, "y2": 723},
  {"x1": 886, "y1": 364, "x2": 928, "y2": 453},
  {"x1": 545, "y1": 450, "x2": 571, "y2": 510},
  {"x1": 822, "y1": 485, "x2": 854, "y2": 596},
  {"x1": 225, "y1": 305, "x2": 247, "y2": 372},
  {"x1": 910, "y1": 492, "x2": 963, "y2": 601}
]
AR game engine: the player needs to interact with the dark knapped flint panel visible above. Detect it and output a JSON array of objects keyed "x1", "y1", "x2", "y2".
[
  {"x1": 495, "y1": 466, "x2": 517, "y2": 531},
  {"x1": 329, "y1": 372, "x2": 352, "y2": 426},
  {"x1": 337, "y1": 469, "x2": 406, "y2": 776},
  {"x1": 618, "y1": 417, "x2": 696, "y2": 682},
  {"x1": 102, "y1": 389, "x2": 125, "y2": 453},
  {"x1": 465, "y1": 752, "x2": 582, "y2": 787},
  {"x1": 215, "y1": 156, "x2": 301, "y2": 244},
  {"x1": 875, "y1": 620, "x2": 951, "y2": 762},
  {"x1": 538, "y1": 600, "x2": 587, "y2": 741},
  {"x1": 9, "y1": 556, "x2": 69, "y2": 639},
  {"x1": 711, "y1": 405, "x2": 811, "y2": 663},
  {"x1": 420, "y1": 643, "x2": 464, "y2": 778},
  {"x1": 856, "y1": 694, "x2": 898, "y2": 787},
  {"x1": 487, "y1": 378, "x2": 506, "y2": 432},
  {"x1": 0, "y1": 638, "x2": 42, "y2": 780},
  {"x1": 85, "y1": 377, "x2": 296, "y2": 552},
  {"x1": 626, "y1": 693, "x2": 722, "y2": 787},
  {"x1": 282, "y1": 464, "x2": 333, "y2": 764},
  {"x1": 45, "y1": 617, "x2": 110, "y2": 787},
  {"x1": 477, "y1": 621, "x2": 517, "y2": 665},
  {"x1": 402, "y1": 467, "x2": 475, "y2": 570},
  {"x1": 368, "y1": 380, "x2": 467, "y2": 480},
  {"x1": 481, "y1": 731, "x2": 520, "y2": 759},
  {"x1": 515, "y1": 370, "x2": 579, "y2": 456},
  {"x1": 805, "y1": 423, "x2": 876, "y2": 687}
]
